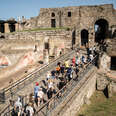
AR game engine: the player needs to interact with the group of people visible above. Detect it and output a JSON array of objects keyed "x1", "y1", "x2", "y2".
[{"x1": 11, "y1": 48, "x2": 97, "y2": 116}]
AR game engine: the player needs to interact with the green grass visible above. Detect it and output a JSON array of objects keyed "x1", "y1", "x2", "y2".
[
  {"x1": 77, "y1": 91, "x2": 116, "y2": 116},
  {"x1": 21, "y1": 27, "x2": 70, "y2": 32}
]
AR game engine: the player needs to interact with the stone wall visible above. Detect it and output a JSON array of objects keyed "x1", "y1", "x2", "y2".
[
  {"x1": 20, "y1": 4, "x2": 116, "y2": 47},
  {"x1": 96, "y1": 70, "x2": 116, "y2": 97},
  {"x1": 99, "y1": 53, "x2": 110, "y2": 72},
  {"x1": 36, "y1": 4, "x2": 116, "y2": 29},
  {"x1": 106, "y1": 38, "x2": 116, "y2": 56},
  {"x1": 0, "y1": 39, "x2": 41, "y2": 66},
  {"x1": 4, "y1": 30, "x2": 73, "y2": 56}
]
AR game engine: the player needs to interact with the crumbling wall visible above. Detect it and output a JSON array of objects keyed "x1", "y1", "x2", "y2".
[
  {"x1": 36, "y1": 4, "x2": 116, "y2": 29},
  {"x1": 4, "y1": 30, "x2": 72, "y2": 56},
  {"x1": 99, "y1": 53, "x2": 110, "y2": 72}
]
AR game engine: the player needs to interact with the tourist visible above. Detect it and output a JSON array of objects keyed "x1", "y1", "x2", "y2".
[
  {"x1": 25, "y1": 102, "x2": 34, "y2": 116},
  {"x1": 14, "y1": 97, "x2": 22, "y2": 115},
  {"x1": 60, "y1": 64, "x2": 65, "y2": 76},
  {"x1": 66, "y1": 66, "x2": 73, "y2": 81},
  {"x1": 72, "y1": 56, "x2": 75, "y2": 67},
  {"x1": 64, "y1": 60, "x2": 69, "y2": 69},
  {"x1": 51, "y1": 70, "x2": 56, "y2": 79},
  {"x1": 56, "y1": 65, "x2": 60, "y2": 76},
  {"x1": 47, "y1": 87, "x2": 54, "y2": 100},
  {"x1": 34, "y1": 82, "x2": 40, "y2": 106},
  {"x1": 37, "y1": 88, "x2": 44, "y2": 106},
  {"x1": 46, "y1": 71, "x2": 51, "y2": 80},
  {"x1": 47, "y1": 79, "x2": 54, "y2": 90}
]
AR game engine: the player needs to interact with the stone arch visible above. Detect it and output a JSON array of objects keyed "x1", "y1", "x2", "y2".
[
  {"x1": 91, "y1": 17, "x2": 110, "y2": 43},
  {"x1": 9, "y1": 23, "x2": 15, "y2": 32},
  {"x1": 94, "y1": 18, "x2": 109, "y2": 43},
  {"x1": 51, "y1": 12, "x2": 55, "y2": 17},
  {"x1": 92, "y1": 16, "x2": 110, "y2": 28},
  {"x1": 81, "y1": 29, "x2": 89, "y2": 46}
]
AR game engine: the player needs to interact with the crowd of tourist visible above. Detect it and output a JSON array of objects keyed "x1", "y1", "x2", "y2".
[{"x1": 10, "y1": 47, "x2": 97, "y2": 116}]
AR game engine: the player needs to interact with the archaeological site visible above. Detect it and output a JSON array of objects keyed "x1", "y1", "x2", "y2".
[{"x1": 0, "y1": 3, "x2": 116, "y2": 116}]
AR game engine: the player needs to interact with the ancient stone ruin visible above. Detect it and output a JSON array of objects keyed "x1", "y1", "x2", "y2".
[{"x1": 0, "y1": 4, "x2": 116, "y2": 115}]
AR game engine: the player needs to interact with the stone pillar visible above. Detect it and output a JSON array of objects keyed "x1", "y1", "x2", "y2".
[
  {"x1": 43, "y1": 49, "x2": 49, "y2": 64},
  {"x1": 78, "y1": 30, "x2": 81, "y2": 47},
  {"x1": 4, "y1": 23, "x2": 10, "y2": 33},
  {"x1": 54, "y1": 46, "x2": 59, "y2": 58},
  {"x1": 108, "y1": 82, "x2": 113, "y2": 97},
  {"x1": 88, "y1": 29, "x2": 94, "y2": 48},
  {"x1": 15, "y1": 23, "x2": 19, "y2": 32}
]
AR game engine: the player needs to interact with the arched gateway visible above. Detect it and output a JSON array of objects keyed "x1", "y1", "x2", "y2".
[
  {"x1": 81, "y1": 29, "x2": 89, "y2": 46},
  {"x1": 94, "y1": 19, "x2": 109, "y2": 44}
]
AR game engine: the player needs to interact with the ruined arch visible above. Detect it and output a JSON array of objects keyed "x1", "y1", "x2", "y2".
[
  {"x1": 51, "y1": 12, "x2": 55, "y2": 17},
  {"x1": 81, "y1": 29, "x2": 89, "y2": 46},
  {"x1": 9, "y1": 23, "x2": 15, "y2": 32},
  {"x1": 94, "y1": 18, "x2": 109, "y2": 43}
]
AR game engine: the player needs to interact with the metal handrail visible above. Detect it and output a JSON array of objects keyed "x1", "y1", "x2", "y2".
[
  {"x1": 1, "y1": 49, "x2": 75, "y2": 93},
  {"x1": 0, "y1": 50, "x2": 97, "y2": 115},
  {"x1": 0, "y1": 49, "x2": 76, "y2": 115},
  {"x1": 35, "y1": 55, "x2": 97, "y2": 115}
]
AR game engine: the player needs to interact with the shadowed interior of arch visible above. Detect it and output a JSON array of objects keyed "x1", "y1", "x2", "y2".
[
  {"x1": 94, "y1": 19, "x2": 109, "y2": 44},
  {"x1": 81, "y1": 29, "x2": 89, "y2": 46}
]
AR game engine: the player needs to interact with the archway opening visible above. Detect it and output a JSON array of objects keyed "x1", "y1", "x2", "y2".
[
  {"x1": 51, "y1": 19, "x2": 56, "y2": 28},
  {"x1": 0, "y1": 23, "x2": 5, "y2": 33},
  {"x1": 44, "y1": 42, "x2": 49, "y2": 54},
  {"x1": 72, "y1": 30, "x2": 76, "y2": 49},
  {"x1": 51, "y1": 12, "x2": 55, "y2": 17},
  {"x1": 9, "y1": 23, "x2": 15, "y2": 32},
  {"x1": 95, "y1": 19, "x2": 109, "y2": 44},
  {"x1": 81, "y1": 29, "x2": 88, "y2": 46},
  {"x1": 112, "y1": 29, "x2": 116, "y2": 38},
  {"x1": 111, "y1": 56, "x2": 116, "y2": 70}
]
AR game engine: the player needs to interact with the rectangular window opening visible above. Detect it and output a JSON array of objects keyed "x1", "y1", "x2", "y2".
[
  {"x1": 68, "y1": 12, "x2": 71, "y2": 17},
  {"x1": 111, "y1": 57, "x2": 116, "y2": 70}
]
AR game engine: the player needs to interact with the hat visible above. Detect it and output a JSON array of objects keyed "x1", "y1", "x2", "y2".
[{"x1": 36, "y1": 82, "x2": 39, "y2": 86}]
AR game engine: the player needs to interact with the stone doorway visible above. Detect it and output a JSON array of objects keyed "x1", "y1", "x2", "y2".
[
  {"x1": 9, "y1": 23, "x2": 15, "y2": 32},
  {"x1": 51, "y1": 19, "x2": 56, "y2": 28},
  {"x1": 0, "y1": 23, "x2": 5, "y2": 33},
  {"x1": 111, "y1": 56, "x2": 116, "y2": 70},
  {"x1": 95, "y1": 19, "x2": 109, "y2": 44},
  {"x1": 72, "y1": 30, "x2": 76, "y2": 49},
  {"x1": 44, "y1": 42, "x2": 49, "y2": 53},
  {"x1": 81, "y1": 29, "x2": 89, "y2": 46}
]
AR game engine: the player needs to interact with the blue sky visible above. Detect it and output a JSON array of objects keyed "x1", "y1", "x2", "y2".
[{"x1": 0, "y1": 0, "x2": 116, "y2": 20}]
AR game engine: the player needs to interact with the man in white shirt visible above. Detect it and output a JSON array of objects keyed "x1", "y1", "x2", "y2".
[
  {"x1": 37, "y1": 88, "x2": 44, "y2": 106},
  {"x1": 26, "y1": 102, "x2": 34, "y2": 116}
]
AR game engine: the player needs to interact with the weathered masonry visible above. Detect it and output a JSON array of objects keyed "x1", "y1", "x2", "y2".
[
  {"x1": 1, "y1": 4, "x2": 116, "y2": 47},
  {"x1": 0, "y1": 19, "x2": 18, "y2": 33},
  {"x1": 35, "y1": 4, "x2": 116, "y2": 47}
]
